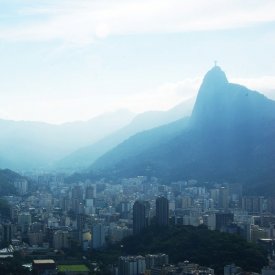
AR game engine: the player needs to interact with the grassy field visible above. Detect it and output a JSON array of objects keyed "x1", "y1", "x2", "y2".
[{"x1": 58, "y1": 264, "x2": 89, "y2": 272}]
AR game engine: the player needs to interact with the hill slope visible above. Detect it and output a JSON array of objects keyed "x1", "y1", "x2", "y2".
[
  {"x1": 57, "y1": 98, "x2": 194, "y2": 170},
  {"x1": 0, "y1": 169, "x2": 24, "y2": 196},
  {"x1": 0, "y1": 110, "x2": 134, "y2": 170}
]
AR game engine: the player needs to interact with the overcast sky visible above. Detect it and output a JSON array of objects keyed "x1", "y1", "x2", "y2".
[{"x1": 0, "y1": 0, "x2": 275, "y2": 124}]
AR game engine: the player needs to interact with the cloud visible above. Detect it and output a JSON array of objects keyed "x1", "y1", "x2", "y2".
[
  {"x1": 86, "y1": 74, "x2": 275, "y2": 116},
  {"x1": 232, "y1": 76, "x2": 275, "y2": 100},
  {"x1": 108, "y1": 77, "x2": 201, "y2": 114},
  {"x1": 0, "y1": 110, "x2": 11, "y2": 120},
  {"x1": 121, "y1": 74, "x2": 275, "y2": 115},
  {"x1": 1, "y1": 0, "x2": 275, "y2": 46},
  {"x1": 1, "y1": 74, "x2": 274, "y2": 123},
  {"x1": 0, "y1": 77, "x2": 201, "y2": 123}
]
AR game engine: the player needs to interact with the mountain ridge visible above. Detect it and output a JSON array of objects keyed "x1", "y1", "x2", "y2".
[
  {"x1": 0, "y1": 109, "x2": 135, "y2": 170},
  {"x1": 90, "y1": 67, "x2": 275, "y2": 193},
  {"x1": 0, "y1": 168, "x2": 25, "y2": 196},
  {"x1": 56, "y1": 98, "x2": 195, "y2": 171}
]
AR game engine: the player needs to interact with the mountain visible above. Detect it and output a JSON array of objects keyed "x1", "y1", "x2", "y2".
[
  {"x1": 191, "y1": 67, "x2": 275, "y2": 127},
  {"x1": 0, "y1": 169, "x2": 24, "y2": 196},
  {"x1": 91, "y1": 66, "x2": 275, "y2": 191},
  {"x1": 56, "y1": 98, "x2": 195, "y2": 170},
  {"x1": 0, "y1": 110, "x2": 134, "y2": 171}
]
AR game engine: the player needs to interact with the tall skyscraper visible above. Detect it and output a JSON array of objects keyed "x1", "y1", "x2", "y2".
[
  {"x1": 72, "y1": 185, "x2": 83, "y2": 200},
  {"x1": 77, "y1": 214, "x2": 86, "y2": 242},
  {"x1": 85, "y1": 185, "x2": 96, "y2": 199},
  {"x1": 71, "y1": 185, "x2": 84, "y2": 214},
  {"x1": 218, "y1": 186, "x2": 229, "y2": 210},
  {"x1": 133, "y1": 200, "x2": 150, "y2": 235},
  {"x1": 85, "y1": 185, "x2": 96, "y2": 215},
  {"x1": 18, "y1": 212, "x2": 32, "y2": 233},
  {"x1": 156, "y1": 197, "x2": 169, "y2": 226},
  {"x1": 92, "y1": 224, "x2": 106, "y2": 249}
]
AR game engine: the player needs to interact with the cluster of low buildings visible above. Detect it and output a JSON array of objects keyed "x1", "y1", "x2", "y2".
[
  {"x1": 116, "y1": 255, "x2": 275, "y2": 275},
  {"x1": 116, "y1": 254, "x2": 214, "y2": 275}
]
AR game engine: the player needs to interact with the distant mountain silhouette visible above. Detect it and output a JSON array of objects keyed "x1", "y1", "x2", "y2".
[
  {"x1": 0, "y1": 110, "x2": 134, "y2": 170},
  {"x1": 92, "y1": 66, "x2": 275, "y2": 191},
  {"x1": 56, "y1": 98, "x2": 195, "y2": 170}
]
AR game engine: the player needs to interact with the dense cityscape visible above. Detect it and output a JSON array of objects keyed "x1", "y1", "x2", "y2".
[{"x1": 1, "y1": 174, "x2": 275, "y2": 274}]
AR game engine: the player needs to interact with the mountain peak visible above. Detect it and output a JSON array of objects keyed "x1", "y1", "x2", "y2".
[
  {"x1": 202, "y1": 66, "x2": 228, "y2": 87},
  {"x1": 191, "y1": 66, "x2": 229, "y2": 126},
  {"x1": 191, "y1": 66, "x2": 275, "y2": 129}
]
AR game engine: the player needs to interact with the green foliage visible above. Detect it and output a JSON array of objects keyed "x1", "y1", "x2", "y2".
[
  {"x1": 93, "y1": 225, "x2": 267, "y2": 274},
  {"x1": 58, "y1": 265, "x2": 89, "y2": 272},
  {"x1": 0, "y1": 257, "x2": 30, "y2": 275}
]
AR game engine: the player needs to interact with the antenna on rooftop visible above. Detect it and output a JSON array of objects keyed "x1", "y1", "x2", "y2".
[{"x1": 214, "y1": 60, "x2": 218, "y2": 67}]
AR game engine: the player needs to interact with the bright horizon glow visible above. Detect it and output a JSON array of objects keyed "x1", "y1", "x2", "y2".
[{"x1": 0, "y1": 0, "x2": 275, "y2": 124}]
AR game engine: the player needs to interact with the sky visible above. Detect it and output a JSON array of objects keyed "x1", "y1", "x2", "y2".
[{"x1": 0, "y1": 0, "x2": 275, "y2": 124}]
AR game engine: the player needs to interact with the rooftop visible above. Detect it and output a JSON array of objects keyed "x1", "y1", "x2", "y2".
[{"x1": 33, "y1": 259, "x2": 55, "y2": 265}]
